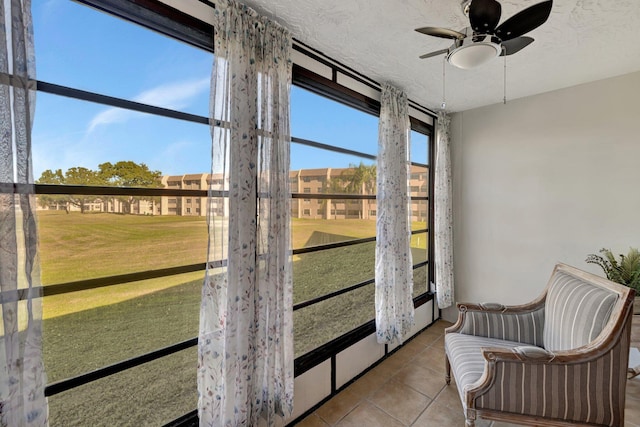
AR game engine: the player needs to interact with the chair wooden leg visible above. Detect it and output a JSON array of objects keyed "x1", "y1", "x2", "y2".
[
  {"x1": 466, "y1": 409, "x2": 476, "y2": 426},
  {"x1": 445, "y1": 355, "x2": 451, "y2": 385}
]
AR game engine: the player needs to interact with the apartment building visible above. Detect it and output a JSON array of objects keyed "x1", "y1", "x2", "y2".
[
  {"x1": 162, "y1": 165, "x2": 428, "y2": 221},
  {"x1": 37, "y1": 166, "x2": 428, "y2": 220},
  {"x1": 160, "y1": 174, "x2": 208, "y2": 216}
]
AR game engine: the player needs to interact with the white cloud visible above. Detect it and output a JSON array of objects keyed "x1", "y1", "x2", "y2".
[
  {"x1": 87, "y1": 77, "x2": 209, "y2": 133},
  {"x1": 135, "y1": 77, "x2": 209, "y2": 109},
  {"x1": 87, "y1": 108, "x2": 132, "y2": 133}
]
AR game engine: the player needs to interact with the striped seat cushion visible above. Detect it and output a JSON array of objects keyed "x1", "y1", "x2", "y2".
[
  {"x1": 445, "y1": 333, "x2": 524, "y2": 406},
  {"x1": 543, "y1": 271, "x2": 618, "y2": 351}
]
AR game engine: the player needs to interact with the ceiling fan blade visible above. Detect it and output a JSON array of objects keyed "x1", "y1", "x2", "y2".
[
  {"x1": 469, "y1": 0, "x2": 502, "y2": 33},
  {"x1": 499, "y1": 36, "x2": 534, "y2": 56},
  {"x1": 495, "y1": 0, "x2": 553, "y2": 41},
  {"x1": 415, "y1": 27, "x2": 465, "y2": 40},
  {"x1": 419, "y1": 49, "x2": 449, "y2": 59}
]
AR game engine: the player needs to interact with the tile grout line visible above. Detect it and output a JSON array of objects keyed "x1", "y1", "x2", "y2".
[
  {"x1": 320, "y1": 396, "x2": 363, "y2": 427},
  {"x1": 364, "y1": 397, "x2": 413, "y2": 426},
  {"x1": 408, "y1": 394, "x2": 438, "y2": 426},
  {"x1": 353, "y1": 338, "x2": 444, "y2": 425},
  {"x1": 308, "y1": 322, "x2": 453, "y2": 427}
]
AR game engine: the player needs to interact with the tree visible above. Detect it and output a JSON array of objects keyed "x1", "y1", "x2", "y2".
[
  {"x1": 339, "y1": 162, "x2": 377, "y2": 196},
  {"x1": 322, "y1": 174, "x2": 347, "y2": 219},
  {"x1": 36, "y1": 169, "x2": 67, "y2": 212},
  {"x1": 37, "y1": 167, "x2": 105, "y2": 213},
  {"x1": 38, "y1": 169, "x2": 65, "y2": 185},
  {"x1": 338, "y1": 162, "x2": 377, "y2": 219},
  {"x1": 36, "y1": 161, "x2": 162, "y2": 214},
  {"x1": 98, "y1": 161, "x2": 162, "y2": 214},
  {"x1": 98, "y1": 161, "x2": 161, "y2": 187},
  {"x1": 322, "y1": 162, "x2": 377, "y2": 219},
  {"x1": 66, "y1": 167, "x2": 108, "y2": 213}
]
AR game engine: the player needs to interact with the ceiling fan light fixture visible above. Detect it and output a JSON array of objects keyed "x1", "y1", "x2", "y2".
[
  {"x1": 447, "y1": 38, "x2": 501, "y2": 69},
  {"x1": 416, "y1": 0, "x2": 553, "y2": 66}
]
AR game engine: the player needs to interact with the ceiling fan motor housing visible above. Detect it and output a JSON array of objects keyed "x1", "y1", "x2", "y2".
[{"x1": 447, "y1": 34, "x2": 501, "y2": 69}]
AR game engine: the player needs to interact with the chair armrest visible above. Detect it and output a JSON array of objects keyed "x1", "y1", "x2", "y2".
[
  {"x1": 446, "y1": 298, "x2": 546, "y2": 346},
  {"x1": 482, "y1": 345, "x2": 556, "y2": 364}
]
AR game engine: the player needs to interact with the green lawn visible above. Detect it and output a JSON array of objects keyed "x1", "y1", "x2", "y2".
[
  {"x1": 38, "y1": 211, "x2": 427, "y2": 426},
  {"x1": 39, "y1": 211, "x2": 208, "y2": 284},
  {"x1": 292, "y1": 217, "x2": 376, "y2": 248}
]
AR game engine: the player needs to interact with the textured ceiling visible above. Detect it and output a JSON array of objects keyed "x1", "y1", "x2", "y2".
[{"x1": 239, "y1": 0, "x2": 640, "y2": 112}]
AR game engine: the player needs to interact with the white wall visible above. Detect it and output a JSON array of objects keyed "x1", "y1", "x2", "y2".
[{"x1": 444, "y1": 71, "x2": 640, "y2": 321}]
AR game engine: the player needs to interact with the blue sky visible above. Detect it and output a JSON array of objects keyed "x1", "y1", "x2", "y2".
[{"x1": 31, "y1": 0, "x2": 428, "y2": 179}]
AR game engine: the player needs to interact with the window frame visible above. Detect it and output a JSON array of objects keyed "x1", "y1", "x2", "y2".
[{"x1": 22, "y1": 0, "x2": 437, "y2": 425}]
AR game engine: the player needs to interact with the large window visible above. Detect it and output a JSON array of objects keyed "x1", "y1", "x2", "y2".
[
  {"x1": 291, "y1": 90, "x2": 378, "y2": 355},
  {"x1": 409, "y1": 129, "x2": 430, "y2": 298},
  {"x1": 27, "y1": 1, "x2": 434, "y2": 425},
  {"x1": 33, "y1": 1, "x2": 210, "y2": 425},
  {"x1": 290, "y1": 88, "x2": 431, "y2": 356}
]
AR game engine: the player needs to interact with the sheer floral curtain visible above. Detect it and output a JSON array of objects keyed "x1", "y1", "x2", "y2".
[
  {"x1": 435, "y1": 112, "x2": 454, "y2": 308},
  {"x1": 375, "y1": 83, "x2": 414, "y2": 344},
  {"x1": 197, "y1": 0, "x2": 293, "y2": 425},
  {"x1": 1, "y1": 0, "x2": 48, "y2": 425}
]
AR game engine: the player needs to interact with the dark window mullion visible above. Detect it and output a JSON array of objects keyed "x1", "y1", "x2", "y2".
[
  {"x1": 293, "y1": 261, "x2": 429, "y2": 311},
  {"x1": 44, "y1": 259, "x2": 434, "y2": 399},
  {"x1": 35, "y1": 231, "x2": 428, "y2": 301},
  {"x1": 292, "y1": 192, "x2": 376, "y2": 200},
  {"x1": 45, "y1": 337, "x2": 198, "y2": 397},
  {"x1": 34, "y1": 183, "x2": 218, "y2": 198},
  {"x1": 292, "y1": 136, "x2": 428, "y2": 168},
  {"x1": 40, "y1": 262, "x2": 218, "y2": 299},
  {"x1": 37, "y1": 81, "x2": 209, "y2": 125},
  {"x1": 293, "y1": 278, "x2": 375, "y2": 311}
]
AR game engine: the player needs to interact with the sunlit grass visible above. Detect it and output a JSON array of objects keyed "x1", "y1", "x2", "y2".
[
  {"x1": 42, "y1": 272, "x2": 204, "y2": 319},
  {"x1": 292, "y1": 217, "x2": 376, "y2": 248},
  {"x1": 38, "y1": 212, "x2": 429, "y2": 426},
  {"x1": 38, "y1": 211, "x2": 208, "y2": 285},
  {"x1": 40, "y1": 213, "x2": 427, "y2": 318}
]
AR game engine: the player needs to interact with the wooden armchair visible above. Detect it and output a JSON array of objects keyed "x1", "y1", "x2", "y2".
[{"x1": 444, "y1": 263, "x2": 635, "y2": 427}]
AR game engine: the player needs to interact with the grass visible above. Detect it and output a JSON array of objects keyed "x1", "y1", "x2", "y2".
[
  {"x1": 37, "y1": 211, "x2": 428, "y2": 425},
  {"x1": 45, "y1": 281, "x2": 201, "y2": 426},
  {"x1": 292, "y1": 217, "x2": 376, "y2": 248},
  {"x1": 43, "y1": 278, "x2": 202, "y2": 382},
  {"x1": 38, "y1": 211, "x2": 208, "y2": 284},
  {"x1": 49, "y1": 347, "x2": 197, "y2": 427},
  {"x1": 43, "y1": 271, "x2": 204, "y2": 318}
]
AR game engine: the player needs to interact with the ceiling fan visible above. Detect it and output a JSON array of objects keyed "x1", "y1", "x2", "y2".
[{"x1": 416, "y1": 0, "x2": 553, "y2": 69}]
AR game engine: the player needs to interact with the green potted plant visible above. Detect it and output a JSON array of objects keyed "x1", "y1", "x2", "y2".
[{"x1": 586, "y1": 248, "x2": 640, "y2": 314}]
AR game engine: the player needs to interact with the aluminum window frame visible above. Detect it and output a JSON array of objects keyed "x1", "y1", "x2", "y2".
[{"x1": 5, "y1": 0, "x2": 438, "y2": 425}]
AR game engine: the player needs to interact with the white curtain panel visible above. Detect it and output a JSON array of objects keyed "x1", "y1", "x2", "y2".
[
  {"x1": 375, "y1": 83, "x2": 414, "y2": 344},
  {"x1": 198, "y1": 0, "x2": 294, "y2": 425},
  {"x1": 0, "y1": 0, "x2": 48, "y2": 425},
  {"x1": 435, "y1": 111, "x2": 454, "y2": 308}
]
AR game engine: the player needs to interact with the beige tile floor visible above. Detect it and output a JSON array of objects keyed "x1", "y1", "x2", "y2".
[{"x1": 296, "y1": 317, "x2": 640, "y2": 427}]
